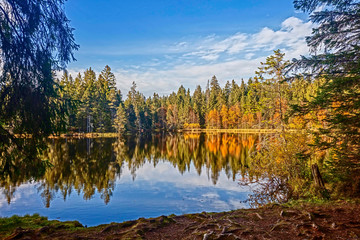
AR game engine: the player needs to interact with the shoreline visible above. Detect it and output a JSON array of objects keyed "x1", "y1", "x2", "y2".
[
  {"x1": 1, "y1": 200, "x2": 359, "y2": 239},
  {"x1": 47, "y1": 128, "x2": 303, "y2": 139}
]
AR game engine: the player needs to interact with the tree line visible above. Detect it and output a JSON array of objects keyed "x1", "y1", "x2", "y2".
[{"x1": 58, "y1": 50, "x2": 323, "y2": 133}]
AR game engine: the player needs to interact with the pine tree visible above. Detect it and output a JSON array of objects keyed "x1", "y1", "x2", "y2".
[
  {"x1": 0, "y1": 0, "x2": 78, "y2": 154},
  {"x1": 193, "y1": 85, "x2": 205, "y2": 127},
  {"x1": 114, "y1": 104, "x2": 127, "y2": 133},
  {"x1": 228, "y1": 80, "x2": 240, "y2": 107},
  {"x1": 94, "y1": 69, "x2": 112, "y2": 132},
  {"x1": 255, "y1": 50, "x2": 289, "y2": 128},
  {"x1": 207, "y1": 75, "x2": 221, "y2": 111},
  {"x1": 224, "y1": 80, "x2": 231, "y2": 106},
  {"x1": 100, "y1": 65, "x2": 119, "y2": 128},
  {"x1": 79, "y1": 68, "x2": 97, "y2": 132},
  {"x1": 292, "y1": 0, "x2": 360, "y2": 188}
]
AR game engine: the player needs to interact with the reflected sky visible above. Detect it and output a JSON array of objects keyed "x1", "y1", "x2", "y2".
[{"x1": 0, "y1": 134, "x2": 257, "y2": 226}]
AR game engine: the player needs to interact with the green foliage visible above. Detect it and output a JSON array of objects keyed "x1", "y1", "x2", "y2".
[
  {"x1": 291, "y1": 0, "x2": 360, "y2": 197},
  {"x1": 0, "y1": 1, "x2": 78, "y2": 138},
  {"x1": 0, "y1": 214, "x2": 83, "y2": 237},
  {"x1": 255, "y1": 50, "x2": 290, "y2": 128},
  {"x1": 0, "y1": 0, "x2": 78, "y2": 178},
  {"x1": 57, "y1": 50, "x2": 322, "y2": 133},
  {"x1": 59, "y1": 66, "x2": 123, "y2": 133}
]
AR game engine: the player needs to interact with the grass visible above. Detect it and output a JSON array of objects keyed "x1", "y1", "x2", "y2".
[
  {"x1": 280, "y1": 197, "x2": 360, "y2": 209},
  {"x1": 0, "y1": 214, "x2": 83, "y2": 237}
]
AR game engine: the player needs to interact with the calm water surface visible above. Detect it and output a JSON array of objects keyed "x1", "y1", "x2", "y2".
[{"x1": 0, "y1": 133, "x2": 259, "y2": 226}]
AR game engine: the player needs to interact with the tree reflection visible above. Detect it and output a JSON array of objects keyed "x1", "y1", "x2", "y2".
[{"x1": 0, "y1": 133, "x2": 258, "y2": 206}]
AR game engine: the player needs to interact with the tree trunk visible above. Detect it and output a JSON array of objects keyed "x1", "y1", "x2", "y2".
[{"x1": 311, "y1": 163, "x2": 325, "y2": 189}]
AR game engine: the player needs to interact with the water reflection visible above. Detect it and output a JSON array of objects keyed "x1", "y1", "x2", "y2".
[{"x1": 1, "y1": 133, "x2": 258, "y2": 208}]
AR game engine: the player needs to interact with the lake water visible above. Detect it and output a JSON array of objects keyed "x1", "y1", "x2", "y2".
[{"x1": 0, "y1": 133, "x2": 259, "y2": 226}]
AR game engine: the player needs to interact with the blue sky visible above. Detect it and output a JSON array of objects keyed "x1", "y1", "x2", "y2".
[{"x1": 64, "y1": 0, "x2": 312, "y2": 96}]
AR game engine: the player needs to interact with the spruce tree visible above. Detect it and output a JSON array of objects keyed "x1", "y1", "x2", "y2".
[{"x1": 292, "y1": 0, "x2": 360, "y2": 184}]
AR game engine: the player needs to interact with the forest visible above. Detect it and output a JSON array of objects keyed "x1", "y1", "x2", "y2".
[{"x1": 58, "y1": 50, "x2": 321, "y2": 133}]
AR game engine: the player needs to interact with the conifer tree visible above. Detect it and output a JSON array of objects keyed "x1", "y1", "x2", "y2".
[
  {"x1": 207, "y1": 75, "x2": 221, "y2": 111},
  {"x1": 292, "y1": 0, "x2": 360, "y2": 187},
  {"x1": 114, "y1": 104, "x2": 127, "y2": 133},
  {"x1": 255, "y1": 50, "x2": 289, "y2": 128},
  {"x1": 193, "y1": 85, "x2": 205, "y2": 127}
]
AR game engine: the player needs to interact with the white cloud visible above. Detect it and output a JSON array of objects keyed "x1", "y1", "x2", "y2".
[
  {"x1": 113, "y1": 57, "x2": 263, "y2": 96},
  {"x1": 119, "y1": 161, "x2": 253, "y2": 193},
  {"x1": 67, "y1": 17, "x2": 314, "y2": 97}
]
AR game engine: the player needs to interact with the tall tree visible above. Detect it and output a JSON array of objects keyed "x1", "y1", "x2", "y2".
[
  {"x1": 193, "y1": 85, "x2": 205, "y2": 127},
  {"x1": 207, "y1": 75, "x2": 221, "y2": 111},
  {"x1": 114, "y1": 104, "x2": 127, "y2": 133},
  {"x1": 0, "y1": 0, "x2": 78, "y2": 164},
  {"x1": 99, "y1": 65, "x2": 120, "y2": 123},
  {"x1": 256, "y1": 50, "x2": 289, "y2": 128},
  {"x1": 292, "y1": 0, "x2": 360, "y2": 195},
  {"x1": 94, "y1": 69, "x2": 112, "y2": 132},
  {"x1": 79, "y1": 68, "x2": 97, "y2": 132}
]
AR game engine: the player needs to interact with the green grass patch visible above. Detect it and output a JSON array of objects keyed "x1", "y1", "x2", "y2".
[{"x1": 0, "y1": 214, "x2": 83, "y2": 237}]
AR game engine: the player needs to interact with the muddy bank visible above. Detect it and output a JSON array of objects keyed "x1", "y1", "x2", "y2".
[{"x1": 1, "y1": 201, "x2": 360, "y2": 239}]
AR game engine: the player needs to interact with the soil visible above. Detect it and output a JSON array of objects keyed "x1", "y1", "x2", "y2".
[{"x1": 2, "y1": 201, "x2": 360, "y2": 240}]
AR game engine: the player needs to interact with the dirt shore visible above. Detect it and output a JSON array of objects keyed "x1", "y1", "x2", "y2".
[{"x1": 2, "y1": 201, "x2": 360, "y2": 240}]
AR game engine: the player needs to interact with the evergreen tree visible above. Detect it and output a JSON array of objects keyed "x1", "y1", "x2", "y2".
[
  {"x1": 114, "y1": 104, "x2": 127, "y2": 133},
  {"x1": 224, "y1": 80, "x2": 232, "y2": 106},
  {"x1": 0, "y1": 0, "x2": 78, "y2": 164},
  {"x1": 79, "y1": 68, "x2": 97, "y2": 132},
  {"x1": 100, "y1": 65, "x2": 119, "y2": 127},
  {"x1": 207, "y1": 75, "x2": 221, "y2": 111},
  {"x1": 94, "y1": 69, "x2": 112, "y2": 132},
  {"x1": 228, "y1": 80, "x2": 240, "y2": 107},
  {"x1": 292, "y1": 0, "x2": 360, "y2": 188},
  {"x1": 255, "y1": 50, "x2": 289, "y2": 128},
  {"x1": 193, "y1": 85, "x2": 205, "y2": 127}
]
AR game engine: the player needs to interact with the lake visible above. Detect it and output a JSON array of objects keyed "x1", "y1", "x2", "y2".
[{"x1": 0, "y1": 133, "x2": 260, "y2": 226}]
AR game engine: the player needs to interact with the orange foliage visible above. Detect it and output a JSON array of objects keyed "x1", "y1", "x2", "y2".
[
  {"x1": 220, "y1": 105, "x2": 229, "y2": 129},
  {"x1": 206, "y1": 109, "x2": 221, "y2": 128}
]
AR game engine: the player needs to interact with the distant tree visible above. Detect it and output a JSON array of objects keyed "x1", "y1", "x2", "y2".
[
  {"x1": 100, "y1": 65, "x2": 119, "y2": 126},
  {"x1": 207, "y1": 75, "x2": 221, "y2": 111},
  {"x1": 94, "y1": 69, "x2": 112, "y2": 132},
  {"x1": 223, "y1": 80, "x2": 231, "y2": 106},
  {"x1": 79, "y1": 68, "x2": 97, "y2": 132},
  {"x1": 228, "y1": 80, "x2": 240, "y2": 107},
  {"x1": 220, "y1": 105, "x2": 229, "y2": 129},
  {"x1": 114, "y1": 104, "x2": 127, "y2": 133},
  {"x1": 228, "y1": 105, "x2": 239, "y2": 128},
  {"x1": 255, "y1": 50, "x2": 289, "y2": 128},
  {"x1": 192, "y1": 85, "x2": 205, "y2": 127}
]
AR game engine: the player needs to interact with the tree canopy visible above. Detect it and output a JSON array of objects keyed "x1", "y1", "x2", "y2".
[
  {"x1": 291, "y1": 0, "x2": 360, "y2": 185},
  {"x1": 0, "y1": 0, "x2": 78, "y2": 166},
  {"x1": 0, "y1": 0, "x2": 78, "y2": 137}
]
